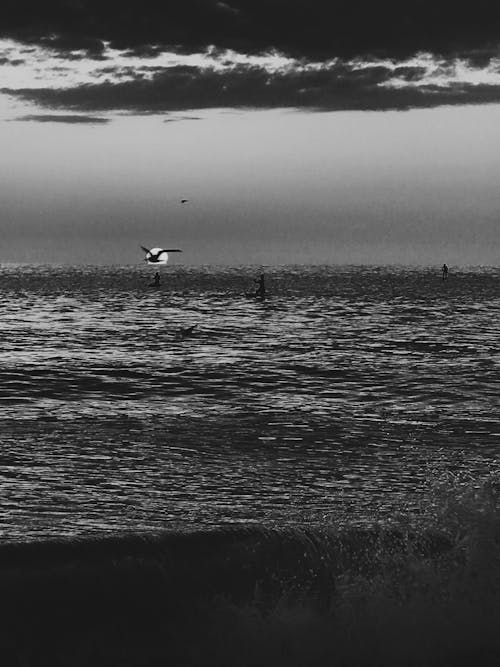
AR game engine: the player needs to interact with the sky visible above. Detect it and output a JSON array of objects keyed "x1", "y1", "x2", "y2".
[{"x1": 1, "y1": 1, "x2": 500, "y2": 266}]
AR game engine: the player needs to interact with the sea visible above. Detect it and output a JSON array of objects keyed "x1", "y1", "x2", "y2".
[{"x1": 1, "y1": 264, "x2": 499, "y2": 666}]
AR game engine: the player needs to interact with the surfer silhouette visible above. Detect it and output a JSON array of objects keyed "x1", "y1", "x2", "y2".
[
  {"x1": 149, "y1": 271, "x2": 160, "y2": 287},
  {"x1": 253, "y1": 273, "x2": 266, "y2": 299},
  {"x1": 442, "y1": 264, "x2": 449, "y2": 281},
  {"x1": 148, "y1": 271, "x2": 160, "y2": 287}
]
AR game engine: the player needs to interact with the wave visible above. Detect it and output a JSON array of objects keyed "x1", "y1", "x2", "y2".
[{"x1": 1, "y1": 474, "x2": 500, "y2": 666}]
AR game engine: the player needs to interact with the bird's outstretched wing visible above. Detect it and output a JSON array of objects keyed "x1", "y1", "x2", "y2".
[
  {"x1": 164, "y1": 248, "x2": 182, "y2": 252},
  {"x1": 140, "y1": 245, "x2": 151, "y2": 255}
]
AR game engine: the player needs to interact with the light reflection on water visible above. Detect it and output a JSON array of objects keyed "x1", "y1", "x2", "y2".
[{"x1": 0, "y1": 265, "x2": 498, "y2": 539}]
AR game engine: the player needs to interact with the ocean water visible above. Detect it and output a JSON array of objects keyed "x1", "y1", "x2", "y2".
[
  {"x1": 1, "y1": 264, "x2": 500, "y2": 666},
  {"x1": 0, "y1": 264, "x2": 498, "y2": 540}
]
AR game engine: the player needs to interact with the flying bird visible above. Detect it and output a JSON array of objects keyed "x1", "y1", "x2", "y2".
[
  {"x1": 141, "y1": 246, "x2": 182, "y2": 264},
  {"x1": 181, "y1": 199, "x2": 189, "y2": 204}
]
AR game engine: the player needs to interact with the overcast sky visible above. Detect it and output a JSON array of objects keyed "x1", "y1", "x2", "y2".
[{"x1": 1, "y1": 1, "x2": 500, "y2": 265}]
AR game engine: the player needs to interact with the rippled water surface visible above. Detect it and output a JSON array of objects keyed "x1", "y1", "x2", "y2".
[{"x1": 0, "y1": 265, "x2": 498, "y2": 539}]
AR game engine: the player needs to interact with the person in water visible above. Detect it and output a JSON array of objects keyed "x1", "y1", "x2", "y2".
[
  {"x1": 174, "y1": 324, "x2": 197, "y2": 341},
  {"x1": 148, "y1": 271, "x2": 161, "y2": 287},
  {"x1": 254, "y1": 273, "x2": 266, "y2": 298},
  {"x1": 442, "y1": 264, "x2": 449, "y2": 281}
]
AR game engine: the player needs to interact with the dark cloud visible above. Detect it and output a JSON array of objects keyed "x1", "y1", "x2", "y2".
[
  {"x1": 0, "y1": 57, "x2": 25, "y2": 65},
  {"x1": 163, "y1": 114, "x2": 202, "y2": 122},
  {"x1": 121, "y1": 44, "x2": 166, "y2": 59},
  {"x1": 1, "y1": 1, "x2": 500, "y2": 62},
  {"x1": 37, "y1": 33, "x2": 107, "y2": 57},
  {"x1": 391, "y1": 66, "x2": 429, "y2": 83},
  {"x1": 461, "y1": 48, "x2": 500, "y2": 69},
  {"x1": 5, "y1": 64, "x2": 500, "y2": 114},
  {"x1": 55, "y1": 51, "x2": 106, "y2": 61},
  {"x1": 94, "y1": 65, "x2": 150, "y2": 80},
  {"x1": 11, "y1": 113, "x2": 110, "y2": 124}
]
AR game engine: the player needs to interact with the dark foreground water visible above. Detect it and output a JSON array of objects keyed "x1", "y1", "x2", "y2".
[{"x1": 0, "y1": 264, "x2": 498, "y2": 539}]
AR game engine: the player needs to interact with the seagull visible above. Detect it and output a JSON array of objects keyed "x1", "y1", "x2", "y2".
[
  {"x1": 141, "y1": 246, "x2": 182, "y2": 264},
  {"x1": 181, "y1": 199, "x2": 189, "y2": 204}
]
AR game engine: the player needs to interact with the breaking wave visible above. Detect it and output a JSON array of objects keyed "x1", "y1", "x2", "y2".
[{"x1": 2, "y1": 473, "x2": 500, "y2": 666}]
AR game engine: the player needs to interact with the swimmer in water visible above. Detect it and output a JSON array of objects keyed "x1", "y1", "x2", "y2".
[
  {"x1": 174, "y1": 324, "x2": 197, "y2": 341},
  {"x1": 253, "y1": 273, "x2": 266, "y2": 299},
  {"x1": 148, "y1": 271, "x2": 160, "y2": 287},
  {"x1": 442, "y1": 264, "x2": 449, "y2": 281}
]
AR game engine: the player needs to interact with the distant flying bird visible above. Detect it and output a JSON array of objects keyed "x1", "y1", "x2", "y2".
[
  {"x1": 141, "y1": 246, "x2": 182, "y2": 264},
  {"x1": 181, "y1": 199, "x2": 188, "y2": 204}
]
